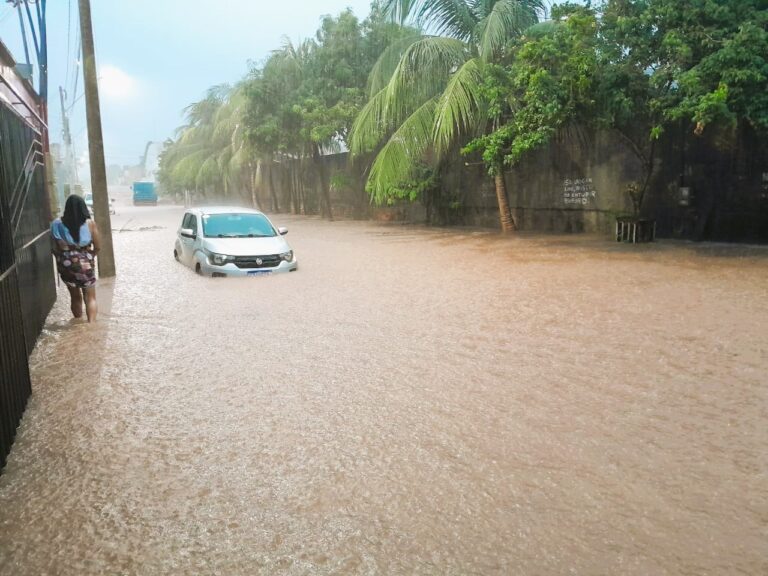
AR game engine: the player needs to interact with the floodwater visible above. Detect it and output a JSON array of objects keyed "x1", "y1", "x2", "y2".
[{"x1": 0, "y1": 196, "x2": 766, "y2": 575}]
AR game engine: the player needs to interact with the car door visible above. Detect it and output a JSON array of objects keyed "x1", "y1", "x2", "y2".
[
  {"x1": 178, "y1": 213, "x2": 197, "y2": 265},
  {"x1": 188, "y1": 214, "x2": 201, "y2": 264}
]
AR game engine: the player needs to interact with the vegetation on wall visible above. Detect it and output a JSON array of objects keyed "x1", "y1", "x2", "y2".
[{"x1": 158, "y1": 0, "x2": 768, "y2": 229}]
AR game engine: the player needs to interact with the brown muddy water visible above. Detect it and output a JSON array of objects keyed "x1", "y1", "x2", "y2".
[{"x1": 0, "y1": 203, "x2": 766, "y2": 575}]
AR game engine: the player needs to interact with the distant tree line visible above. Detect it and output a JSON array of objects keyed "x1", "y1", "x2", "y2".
[{"x1": 158, "y1": 0, "x2": 768, "y2": 231}]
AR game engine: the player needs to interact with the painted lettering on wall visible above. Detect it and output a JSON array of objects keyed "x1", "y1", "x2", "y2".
[{"x1": 563, "y1": 177, "x2": 596, "y2": 205}]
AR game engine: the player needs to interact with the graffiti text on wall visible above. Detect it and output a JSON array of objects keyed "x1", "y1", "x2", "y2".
[{"x1": 563, "y1": 178, "x2": 596, "y2": 206}]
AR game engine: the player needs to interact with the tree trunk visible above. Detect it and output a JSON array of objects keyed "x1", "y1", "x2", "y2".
[
  {"x1": 494, "y1": 171, "x2": 516, "y2": 233},
  {"x1": 268, "y1": 162, "x2": 279, "y2": 213},
  {"x1": 301, "y1": 162, "x2": 309, "y2": 214},
  {"x1": 313, "y1": 145, "x2": 334, "y2": 221},
  {"x1": 424, "y1": 186, "x2": 433, "y2": 225},
  {"x1": 289, "y1": 165, "x2": 299, "y2": 214},
  {"x1": 293, "y1": 162, "x2": 300, "y2": 214},
  {"x1": 356, "y1": 164, "x2": 369, "y2": 219},
  {"x1": 248, "y1": 164, "x2": 259, "y2": 209}
]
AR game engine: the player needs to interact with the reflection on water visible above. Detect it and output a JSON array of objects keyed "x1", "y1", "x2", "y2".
[{"x1": 1, "y1": 206, "x2": 766, "y2": 575}]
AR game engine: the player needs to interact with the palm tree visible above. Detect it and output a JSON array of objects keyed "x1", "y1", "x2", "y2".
[
  {"x1": 244, "y1": 40, "x2": 314, "y2": 214},
  {"x1": 163, "y1": 85, "x2": 229, "y2": 198},
  {"x1": 158, "y1": 83, "x2": 252, "y2": 203},
  {"x1": 350, "y1": 0, "x2": 543, "y2": 232},
  {"x1": 211, "y1": 82, "x2": 251, "y2": 201}
]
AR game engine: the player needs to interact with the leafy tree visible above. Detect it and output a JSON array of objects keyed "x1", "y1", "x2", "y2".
[
  {"x1": 244, "y1": 44, "x2": 310, "y2": 212},
  {"x1": 242, "y1": 7, "x2": 417, "y2": 218},
  {"x1": 464, "y1": 6, "x2": 600, "y2": 198},
  {"x1": 597, "y1": 0, "x2": 768, "y2": 211},
  {"x1": 350, "y1": 0, "x2": 544, "y2": 233},
  {"x1": 156, "y1": 83, "x2": 252, "y2": 203}
]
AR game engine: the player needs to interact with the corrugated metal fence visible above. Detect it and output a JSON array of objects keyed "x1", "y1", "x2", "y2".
[{"x1": 0, "y1": 100, "x2": 56, "y2": 470}]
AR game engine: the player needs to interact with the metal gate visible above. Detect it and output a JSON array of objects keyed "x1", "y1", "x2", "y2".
[{"x1": 0, "y1": 77, "x2": 56, "y2": 470}]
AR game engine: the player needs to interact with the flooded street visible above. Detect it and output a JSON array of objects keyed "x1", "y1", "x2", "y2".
[{"x1": 0, "y1": 198, "x2": 766, "y2": 575}]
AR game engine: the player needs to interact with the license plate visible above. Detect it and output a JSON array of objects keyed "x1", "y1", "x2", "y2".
[{"x1": 247, "y1": 270, "x2": 271, "y2": 276}]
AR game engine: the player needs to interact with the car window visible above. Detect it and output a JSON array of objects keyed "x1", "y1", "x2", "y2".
[
  {"x1": 181, "y1": 214, "x2": 190, "y2": 229},
  {"x1": 201, "y1": 213, "x2": 275, "y2": 238},
  {"x1": 188, "y1": 214, "x2": 198, "y2": 234}
]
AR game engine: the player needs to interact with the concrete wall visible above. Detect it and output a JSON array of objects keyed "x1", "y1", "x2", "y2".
[
  {"x1": 391, "y1": 130, "x2": 641, "y2": 234},
  {"x1": 286, "y1": 126, "x2": 768, "y2": 243}
]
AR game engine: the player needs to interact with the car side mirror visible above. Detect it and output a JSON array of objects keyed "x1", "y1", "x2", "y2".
[
  {"x1": 180, "y1": 228, "x2": 196, "y2": 239},
  {"x1": 278, "y1": 227, "x2": 288, "y2": 235}
]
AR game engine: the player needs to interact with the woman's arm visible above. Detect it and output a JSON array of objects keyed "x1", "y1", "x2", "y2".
[
  {"x1": 50, "y1": 222, "x2": 62, "y2": 255},
  {"x1": 88, "y1": 220, "x2": 102, "y2": 255}
]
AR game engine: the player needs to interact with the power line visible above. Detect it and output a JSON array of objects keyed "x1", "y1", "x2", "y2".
[
  {"x1": 0, "y1": 6, "x2": 13, "y2": 24},
  {"x1": 64, "y1": 0, "x2": 72, "y2": 91},
  {"x1": 71, "y1": 28, "x2": 81, "y2": 101},
  {"x1": 66, "y1": 90, "x2": 84, "y2": 112}
]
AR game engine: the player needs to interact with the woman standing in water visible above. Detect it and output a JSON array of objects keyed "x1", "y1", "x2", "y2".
[{"x1": 51, "y1": 195, "x2": 102, "y2": 322}]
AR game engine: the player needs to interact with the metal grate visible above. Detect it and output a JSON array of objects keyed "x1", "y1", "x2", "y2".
[
  {"x1": 233, "y1": 254, "x2": 281, "y2": 269},
  {"x1": 0, "y1": 102, "x2": 56, "y2": 471}
]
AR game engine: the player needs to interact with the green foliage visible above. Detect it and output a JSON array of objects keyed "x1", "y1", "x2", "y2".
[
  {"x1": 330, "y1": 171, "x2": 354, "y2": 191},
  {"x1": 600, "y1": 0, "x2": 768, "y2": 136},
  {"x1": 368, "y1": 161, "x2": 438, "y2": 204},
  {"x1": 159, "y1": 0, "x2": 768, "y2": 219},
  {"x1": 351, "y1": 0, "x2": 545, "y2": 204},
  {"x1": 158, "y1": 6, "x2": 416, "y2": 212},
  {"x1": 467, "y1": 0, "x2": 768, "y2": 182},
  {"x1": 367, "y1": 97, "x2": 438, "y2": 203},
  {"x1": 464, "y1": 7, "x2": 599, "y2": 171},
  {"x1": 157, "y1": 84, "x2": 249, "y2": 198}
]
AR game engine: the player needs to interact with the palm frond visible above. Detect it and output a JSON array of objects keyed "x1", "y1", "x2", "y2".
[
  {"x1": 417, "y1": 0, "x2": 479, "y2": 40},
  {"x1": 381, "y1": 0, "x2": 420, "y2": 24},
  {"x1": 217, "y1": 147, "x2": 234, "y2": 172},
  {"x1": 229, "y1": 142, "x2": 250, "y2": 172},
  {"x1": 433, "y1": 57, "x2": 484, "y2": 156},
  {"x1": 384, "y1": 36, "x2": 468, "y2": 122},
  {"x1": 196, "y1": 156, "x2": 221, "y2": 188},
  {"x1": 274, "y1": 37, "x2": 314, "y2": 75},
  {"x1": 350, "y1": 87, "x2": 392, "y2": 155},
  {"x1": 382, "y1": 0, "x2": 479, "y2": 39},
  {"x1": 172, "y1": 149, "x2": 208, "y2": 189},
  {"x1": 367, "y1": 98, "x2": 438, "y2": 204},
  {"x1": 476, "y1": 0, "x2": 542, "y2": 60},
  {"x1": 179, "y1": 124, "x2": 214, "y2": 147},
  {"x1": 368, "y1": 32, "x2": 424, "y2": 97}
]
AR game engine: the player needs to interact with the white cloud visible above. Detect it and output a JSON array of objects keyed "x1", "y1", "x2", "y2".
[{"x1": 98, "y1": 65, "x2": 139, "y2": 101}]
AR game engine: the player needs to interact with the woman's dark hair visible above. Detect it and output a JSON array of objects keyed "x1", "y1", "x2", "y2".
[{"x1": 62, "y1": 194, "x2": 90, "y2": 243}]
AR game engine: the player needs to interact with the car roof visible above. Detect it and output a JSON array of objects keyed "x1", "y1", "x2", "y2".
[{"x1": 189, "y1": 206, "x2": 265, "y2": 216}]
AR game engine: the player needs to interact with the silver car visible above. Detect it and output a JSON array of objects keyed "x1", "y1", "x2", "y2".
[{"x1": 174, "y1": 207, "x2": 297, "y2": 276}]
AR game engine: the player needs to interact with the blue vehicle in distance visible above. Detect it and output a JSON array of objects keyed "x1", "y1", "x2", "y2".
[{"x1": 132, "y1": 181, "x2": 158, "y2": 206}]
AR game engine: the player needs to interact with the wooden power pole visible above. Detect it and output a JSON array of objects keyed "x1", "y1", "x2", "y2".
[{"x1": 78, "y1": 0, "x2": 115, "y2": 277}]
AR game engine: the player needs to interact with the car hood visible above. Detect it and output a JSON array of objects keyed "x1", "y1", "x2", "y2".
[{"x1": 202, "y1": 236, "x2": 290, "y2": 256}]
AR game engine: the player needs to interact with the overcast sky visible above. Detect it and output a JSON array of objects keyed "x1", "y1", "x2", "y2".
[{"x1": 0, "y1": 0, "x2": 376, "y2": 167}]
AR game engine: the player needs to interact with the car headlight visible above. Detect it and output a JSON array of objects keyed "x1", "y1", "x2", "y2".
[
  {"x1": 280, "y1": 250, "x2": 294, "y2": 262},
  {"x1": 207, "y1": 251, "x2": 232, "y2": 266}
]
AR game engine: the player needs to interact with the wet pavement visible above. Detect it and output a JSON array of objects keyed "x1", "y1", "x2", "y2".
[{"x1": 0, "y1": 197, "x2": 766, "y2": 575}]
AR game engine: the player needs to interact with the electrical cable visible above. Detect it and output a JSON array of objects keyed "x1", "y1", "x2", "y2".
[{"x1": 64, "y1": 0, "x2": 72, "y2": 91}]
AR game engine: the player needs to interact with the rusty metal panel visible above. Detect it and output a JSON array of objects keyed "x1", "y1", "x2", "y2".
[{"x1": 0, "y1": 92, "x2": 55, "y2": 470}]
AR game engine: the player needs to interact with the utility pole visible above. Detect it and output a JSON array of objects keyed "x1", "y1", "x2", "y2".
[{"x1": 78, "y1": 0, "x2": 115, "y2": 277}]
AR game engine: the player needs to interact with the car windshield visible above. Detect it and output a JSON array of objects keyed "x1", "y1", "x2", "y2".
[{"x1": 201, "y1": 213, "x2": 276, "y2": 238}]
